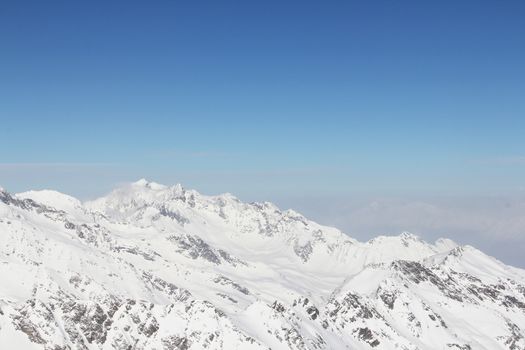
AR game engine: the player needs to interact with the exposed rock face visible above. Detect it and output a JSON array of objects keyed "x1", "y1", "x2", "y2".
[{"x1": 0, "y1": 180, "x2": 524, "y2": 349}]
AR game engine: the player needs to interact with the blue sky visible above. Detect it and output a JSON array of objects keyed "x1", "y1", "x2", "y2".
[{"x1": 1, "y1": 1, "x2": 525, "y2": 264}]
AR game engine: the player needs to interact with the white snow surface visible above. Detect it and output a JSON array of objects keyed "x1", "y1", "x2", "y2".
[{"x1": 0, "y1": 179, "x2": 523, "y2": 349}]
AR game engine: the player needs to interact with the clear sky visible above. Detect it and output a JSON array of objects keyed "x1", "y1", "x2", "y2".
[{"x1": 1, "y1": 1, "x2": 525, "y2": 265}]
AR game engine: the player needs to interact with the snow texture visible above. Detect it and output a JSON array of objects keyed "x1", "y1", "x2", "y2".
[{"x1": 0, "y1": 180, "x2": 524, "y2": 349}]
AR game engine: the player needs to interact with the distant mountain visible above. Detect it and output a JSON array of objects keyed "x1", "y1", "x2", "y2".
[{"x1": 0, "y1": 180, "x2": 524, "y2": 349}]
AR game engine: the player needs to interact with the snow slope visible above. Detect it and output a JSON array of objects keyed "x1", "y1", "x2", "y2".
[{"x1": 0, "y1": 180, "x2": 524, "y2": 349}]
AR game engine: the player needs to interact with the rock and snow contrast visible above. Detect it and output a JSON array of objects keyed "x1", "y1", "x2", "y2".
[{"x1": 0, "y1": 180, "x2": 524, "y2": 349}]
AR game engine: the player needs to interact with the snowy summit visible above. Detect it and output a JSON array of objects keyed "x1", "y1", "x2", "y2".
[{"x1": 0, "y1": 180, "x2": 524, "y2": 349}]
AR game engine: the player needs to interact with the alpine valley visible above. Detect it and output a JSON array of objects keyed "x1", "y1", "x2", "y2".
[{"x1": 0, "y1": 179, "x2": 524, "y2": 350}]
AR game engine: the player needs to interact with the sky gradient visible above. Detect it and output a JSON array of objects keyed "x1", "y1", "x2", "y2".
[{"x1": 1, "y1": 1, "x2": 525, "y2": 265}]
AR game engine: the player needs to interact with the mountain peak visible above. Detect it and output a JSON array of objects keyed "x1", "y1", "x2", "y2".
[
  {"x1": 399, "y1": 231, "x2": 419, "y2": 240},
  {"x1": 434, "y1": 237, "x2": 458, "y2": 252},
  {"x1": 131, "y1": 178, "x2": 167, "y2": 190},
  {"x1": 1, "y1": 182, "x2": 525, "y2": 349},
  {"x1": 133, "y1": 178, "x2": 150, "y2": 186},
  {"x1": 16, "y1": 189, "x2": 82, "y2": 213},
  {"x1": 172, "y1": 183, "x2": 184, "y2": 192}
]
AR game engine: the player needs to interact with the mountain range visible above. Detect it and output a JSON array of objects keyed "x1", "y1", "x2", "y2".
[{"x1": 0, "y1": 179, "x2": 524, "y2": 349}]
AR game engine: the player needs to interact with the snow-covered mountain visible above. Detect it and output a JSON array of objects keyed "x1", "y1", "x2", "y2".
[{"x1": 1, "y1": 179, "x2": 524, "y2": 349}]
